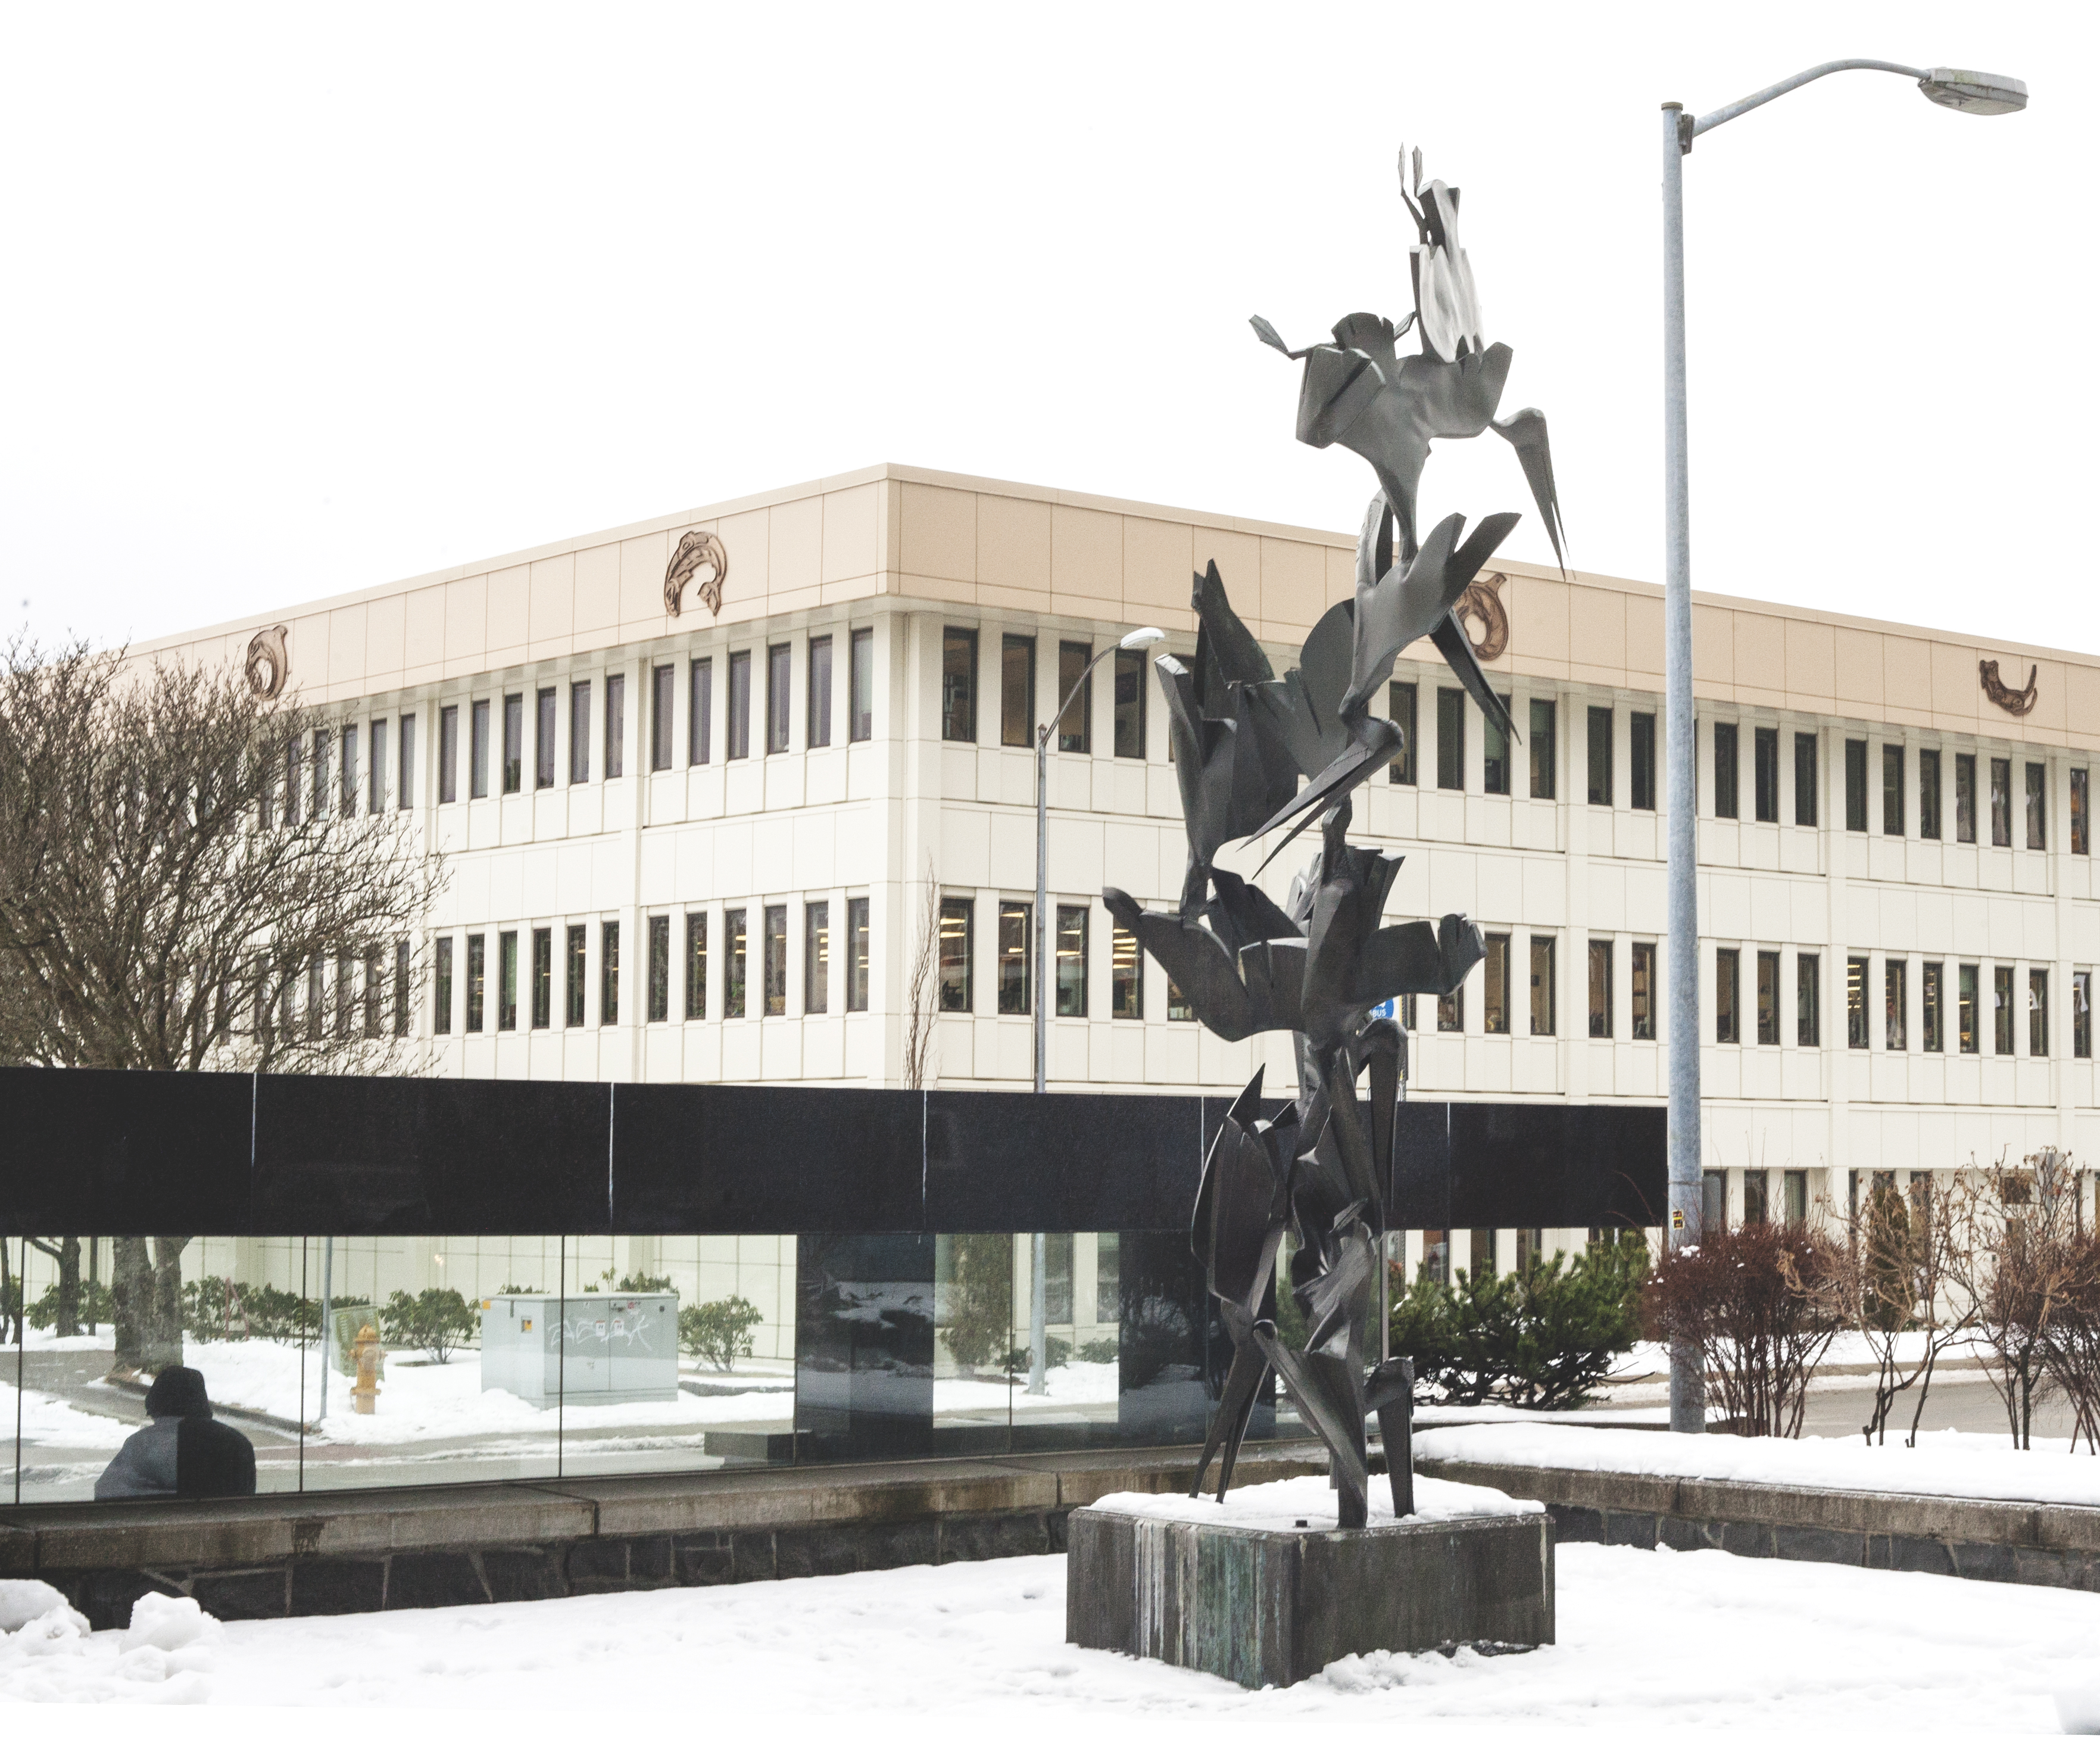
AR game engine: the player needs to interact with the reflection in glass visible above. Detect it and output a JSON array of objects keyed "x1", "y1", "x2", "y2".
[
  {"x1": 938, "y1": 897, "x2": 972, "y2": 1013},
  {"x1": 1056, "y1": 905, "x2": 1087, "y2": 1017},
  {"x1": 997, "y1": 902, "x2": 1030, "y2": 1015}
]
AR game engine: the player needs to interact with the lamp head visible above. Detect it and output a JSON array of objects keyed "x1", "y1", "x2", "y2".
[
  {"x1": 1119, "y1": 626, "x2": 1167, "y2": 650},
  {"x1": 1918, "y1": 67, "x2": 2027, "y2": 115}
]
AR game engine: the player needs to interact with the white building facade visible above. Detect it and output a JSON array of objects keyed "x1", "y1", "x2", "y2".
[{"x1": 143, "y1": 463, "x2": 2100, "y2": 1265}]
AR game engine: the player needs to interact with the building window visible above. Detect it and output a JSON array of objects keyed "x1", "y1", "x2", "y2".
[
  {"x1": 1055, "y1": 904, "x2": 1088, "y2": 1017},
  {"x1": 397, "y1": 713, "x2": 415, "y2": 809},
  {"x1": 847, "y1": 897, "x2": 870, "y2": 1012},
  {"x1": 1588, "y1": 938, "x2": 1612, "y2": 1037},
  {"x1": 1993, "y1": 964, "x2": 2014, "y2": 1054},
  {"x1": 433, "y1": 937, "x2": 453, "y2": 1036},
  {"x1": 497, "y1": 931, "x2": 517, "y2": 1031},
  {"x1": 651, "y1": 665, "x2": 675, "y2": 771},
  {"x1": 850, "y1": 627, "x2": 874, "y2": 743},
  {"x1": 1844, "y1": 738, "x2": 1867, "y2": 831},
  {"x1": 1781, "y1": 1170, "x2": 1807, "y2": 1226},
  {"x1": 341, "y1": 724, "x2": 360, "y2": 816},
  {"x1": 1437, "y1": 983, "x2": 1464, "y2": 1033},
  {"x1": 1797, "y1": 953, "x2": 1820, "y2": 1046},
  {"x1": 1630, "y1": 712, "x2": 1657, "y2": 811},
  {"x1": 604, "y1": 673, "x2": 626, "y2": 779},
  {"x1": 1793, "y1": 732, "x2": 1817, "y2": 826},
  {"x1": 1001, "y1": 635, "x2": 1035, "y2": 749},
  {"x1": 439, "y1": 706, "x2": 459, "y2": 803},
  {"x1": 1168, "y1": 975, "x2": 1194, "y2": 1022},
  {"x1": 938, "y1": 897, "x2": 972, "y2": 1013},
  {"x1": 310, "y1": 730, "x2": 329, "y2": 824},
  {"x1": 2073, "y1": 768, "x2": 2090, "y2": 856},
  {"x1": 1483, "y1": 933, "x2": 1511, "y2": 1034},
  {"x1": 1845, "y1": 955, "x2": 1868, "y2": 1049},
  {"x1": 569, "y1": 681, "x2": 591, "y2": 784},
  {"x1": 805, "y1": 902, "x2": 829, "y2": 1014},
  {"x1": 1529, "y1": 699, "x2": 1556, "y2": 800},
  {"x1": 501, "y1": 694, "x2": 523, "y2": 794},
  {"x1": 762, "y1": 905, "x2": 787, "y2": 1016},
  {"x1": 689, "y1": 659, "x2": 713, "y2": 765},
  {"x1": 997, "y1": 902, "x2": 1031, "y2": 1015},
  {"x1": 1527, "y1": 936, "x2": 1555, "y2": 1035},
  {"x1": 2030, "y1": 968, "x2": 2050, "y2": 1057},
  {"x1": 1918, "y1": 747, "x2": 1940, "y2": 840},
  {"x1": 1712, "y1": 722, "x2": 1738, "y2": 819},
  {"x1": 1113, "y1": 648, "x2": 1146, "y2": 759},
  {"x1": 531, "y1": 928, "x2": 551, "y2": 1029},
  {"x1": 764, "y1": 644, "x2": 791, "y2": 754},
  {"x1": 466, "y1": 933, "x2": 486, "y2": 1032},
  {"x1": 647, "y1": 914, "x2": 670, "y2": 1021},
  {"x1": 1954, "y1": 752, "x2": 1976, "y2": 843},
  {"x1": 1958, "y1": 962, "x2": 1979, "y2": 1055},
  {"x1": 685, "y1": 912, "x2": 707, "y2": 1019},
  {"x1": 1703, "y1": 1170, "x2": 1725, "y2": 1234},
  {"x1": 1388, "y1": 682, "x2": 1418, "y2": 785},
  {"x1": 470, "y1": 700, "x2": 491, "y2": 799},
  {"x1": 1990, "y1": 757, "x2": 2012, "y2": 846},
  {"x1": 369, "y1": 718, "x2": 388, "y2": 813},
  {"x1": 393, "y1": 938, "x2": 410, "y2": 1038},
  {"x1": 1057, "y1": 641, "x2": 1092, "y2": 753},
  {"x1": 1881, "y1": 744, "x2": 1903, "y2": 836},
  {"x1": 362, "y1": 948, "x2": 383, "y2": 1039},
  {"x1": 728, "y1": 651, "x2": 751, "y2": 759},
  {"x1": 1752, "y1": 726, "x2": 1778, "y2": 823},
  {"x1": 1743, "y1": 1170, "x2": 1769, "y2": 1226},
  {"x1": 807, "y1": 635, "x2": 833, "y2": 749},
  {"x1": 2027, "y1": 762, "x2": 2047, "y2": 850},
  {"x1": 535, "y1": 688, "x2": 557, "y2": 789},
  {"x1": 1885, "y1": 958, "x2": 1906, "y2": 1050},
  {"x1": 942, "y1": 628, "x2": 978, "y2": 743},
  {"x1": 1483, "y1": 694, "x2": 1512, "y2": 796},
  {"x1": 1436, "y1": 687, "x2": 1466, "y2": 791},
  {"x1": 1715, "y1": 948, "x2": 1740, "y2": 1044},
  {"x1": 1756, "y1": 950, "x2": 1780, "y2": 1044},
  {"x1": 1922, "y1": 961, "x2": 1943, "y2": 1053},
  {"x1": 566, "y1": 925, "x2": 586, "y2": 1027},
  {"x1": 601, "y1": 921, "x2": 620, "y2": 1024},
  {"x1": 1587, "y1": 706, "x2": 1612, "y2": 807},
  {"x1": 1631, "y1": 941, "x2": 1656, "y2": 1040},
  {"x1": 1112, "y1": 920, "x2": 1143, "y2": 1018},
  {"x1": 725, "y1": 909, "x2": 747, "y2": 1018},
  {"x1": 2075, "y1": 969, "x2": 2091, "y2": 1060}
]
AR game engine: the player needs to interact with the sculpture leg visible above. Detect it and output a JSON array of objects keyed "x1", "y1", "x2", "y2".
[
  {"x1": 1188, "y1": 1332, "x2": 1269, "y2": 1501},
  {"x1": 1366, "y1": 1354, "x2": 1415, "y2": 1519}
]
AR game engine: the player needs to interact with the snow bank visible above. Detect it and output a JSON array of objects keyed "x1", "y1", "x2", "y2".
[
  {"x1": 1090, "y1": 1472, "x2": 1540, "y2": 1532},
  {"x1": 1416, "y1": 1421, "x2": 2100, "y2": 1508},
  {"x1": 0, "y1": 1380, "x2": 133, "y2": 1452},
  {"x1": 0, "y1": 1592, "x2": 214, "y2": 1704}
]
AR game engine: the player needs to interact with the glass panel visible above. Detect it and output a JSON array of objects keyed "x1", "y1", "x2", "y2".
[
  {"x1": 1796, "y1": 952, "x2": 1819, "y2": 1046},
  {"x1": 503, "y1": 693, "x2": 523, "y2": 793},
  {"x1": 685, "y1": 913, "x2": 707, "y2": 1020},
  {"x1": 2074, "y1": 768, "x2": 2090, "y2": 856},
  {"x1": 933, "y1": 1234, "x2": 1013, "y2": 1454},
  {"x1": 601, "y1": 920, "x2": 620, "y2": 1025},
  {"x1": 1712, "y1": 722, "x2": 1737, "y2": 819},
  {"x1": 466, "y1": 933, "x2": 486, "y2": 1032},
  {"x1": 1167, "y1": 975, "x2": 1194, "y2": 1022},
  {"x1": 498, "y1": 931, "x2": 518, "y2": 1031},
  {"x1": 725, "y1": 911, "x2": 748, "y2": 1018},
  {"x1": 569, "y1": 681, "x2": 590, "y2": 784},
  {"x1": 807, "y1": 636, "x2": 832, "y2": 749},
  {"x1": 470, "y1": 700, "x2": 490, "y2": 799},
  {"x1": 1483, "y1": 694, "x2": 1510, "y2": 795},
  {"x1": 2031, "y1": 968, "x2": 2049, "y2": 1057},
  {"x1": 1482, "y1": 934, "x2": 1509, "y2": 1034},
  {"x1": 942, "y1": 629, "x2": 977, "y2": 743},
  {"x1": 1922, "y1": 961, "x2": 1943, "y2": 1052},
  {"x1": 1587, "y1": 706, "x2": 1612, "y2": 806},
  {"x1": 1756, "y1": 951, "x2": 1779, "y2": 1044},
  {"x1": 849, "y1": 628, "x2": 873, "y2": 743},
  {"x1": 1528, "y1": 698, "x2": 1555, "y2": 799},
  {"x1": 1001, "y1": 635, "x2": 1035, "y2": 749},
  {"x1": 1784, "y1": 1172, "x2": 1808, "y2": 1226},
  {"x1": 1388, "y1": 682, "x2": 1416, "y2": 785},
  {"x1": 1056, "y1": 905, "x2": 1088, "y2": 1017},
  {"x1": 797, "y1": 1234, "x2": 936, "y2": 1461},
  {"x1": 846, "y1": 897, "x2": 870, "y2": 1012},
  {"x1": 1919, "y1": 747, "x2": 1940, "y2": 839},
  {"x1": 566, "y1": 925, "x2": 586, "y2": 1027},
  {"x1": 1631, "y1": 941, "x2": 1655, "y2": 1039},
  {"x1": 440, "y1": 706, "x2": 459, "y2": 803},
  {"x1": 1529, "y1": 936, "x2": 1555, "y2": 1035},
  {"x1": 689, "y1": 659, "x2": 712, "y2": 765},
  {"x1": 1846, "y1": 956, "x2": 1868, "y2": 1049},
  {"x1": 728, "y1": 652, "x2": 751, "y2": 759},
  {"x1": 1754, "y1": 726, "x2": 1778, "y2": 822},
  {"x1": 804, "y1": 902, "x2": 828, "y2": 1015},
  {"x1": 1715, "y1": 949, "x2": 1739, "y2": 1043},
  {"x1": 766, "y1": 644, "x2": 792, "y2": 754},
  {"x1": 2028, "y1": 762, "x2": 2048, "y2": 850},
  {"x1": 1882, "y1": 744, "x2": 1904, "y2": 835},
  {"x1": 1437, "y1": 982, "x2": 1462, "y2": 1032},
  {"x1": 997, "y1": 902, "x2": 1031, "y2": 1015},
  {"x1": 2074, "y1": 969, "x2": 2091, "y2": 1060},
  {"x1": 1995, "y1": 964, "x2": 2015, "y2": 1053},
  {"x1": 1844, "y1": 739, "x2": 1867, "y2": 831},
  {"x1": 1436, "y1": 687, "x2": 1465, "y2": 790},
  {"x1": 397, "y1": 713, "x2": 415, "y2": 809},
  {"x1": 604, "y1": 673, "x2": 625, "y2": 779},
  {"x1": 1057, "y1": 641, "x2": 1091, "y2": 753},
  {"x1": 762, "y1": 905, "x2": 787, "y2": 1017},
  {"x1": 647, "y1": 915, "x2": 670, "y2": 1022},
  {"x1": 433, "y1": 936, "x2": 454, "y2": 1035},
  {"x1": 1113, "y1": 648, "x2": 1144, "y2": 758},
  {"x1": 368, "y1": 718, "x2": 387, "y2": 812},
  {"x1": 938, "y1": 897, "x2": 972, "y2": 1013},
  {"x1": 1793, "y1": 732, "x2": 1817, "y2": 825},
  {"x1": 1112, "y1": 921, "x2": 1142, "y2": 1018},
  {"x1": 651, "y1": 665, "x2": 675, "y2": 771},
  {"x1": 1631, "y1": 712, "x2": 1656, "y2": 810},
  {"x1": 1955, "y1": 753, "x2": 1976, "y2": 842},
  {"x1": 535, "y1": 688, "x2": 557, "y2": 788},
  {"x1": 1588, "y1": 938, "x2": 1611, "y2": 1037},
  {"x1": 1886, "y1": 958, "x2": 1907, "y2": 1050},
  {"x1": 1991, "y1": 758, "x2": 2012, "y2": 846},
  {"x1": 1743, "y1": 1171, "x2": 1769, "y2": 1226},
  {"x1": 532, "y1": 928, "x2": 552, "y2": 1029},
  {"x1": 1959, "y1": 962, "x2": 1979, "y2": 1054}
]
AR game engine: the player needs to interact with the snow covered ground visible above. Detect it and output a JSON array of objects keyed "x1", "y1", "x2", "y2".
[
  {"x1": 6, "y1": 1534, "x2": 2100, "y2": 1729},
  {"x1": 1418, "y1": 1422, "x2": 2100, "y2": 1507}
]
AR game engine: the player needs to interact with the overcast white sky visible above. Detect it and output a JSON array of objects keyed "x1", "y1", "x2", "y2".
[{"x1": 1, "y1": 2, "x2": 2088, "y2": 658}]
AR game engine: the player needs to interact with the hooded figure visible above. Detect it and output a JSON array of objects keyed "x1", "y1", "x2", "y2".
[{"x1": 94, "y1": 1366, "x2": 257, "y2": 1501}]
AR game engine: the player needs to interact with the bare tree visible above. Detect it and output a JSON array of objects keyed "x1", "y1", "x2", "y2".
[
  {"x1": 0, "y1": 638, "x2": 445, "y2": 1372},
  {"x1": 900, "y1": 856, "x2": 940, "y2": 1091},
  {"x1": 1827, "y1": 1173, "x2": 1974, "y2": 1446}
]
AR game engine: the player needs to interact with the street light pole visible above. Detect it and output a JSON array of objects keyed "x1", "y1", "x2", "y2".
[
  {"x1": 1659, "y1": 60, "x2": 2025, "y2": 1435},
  {"x1": 1028, "y1": 625, "x2": 1164, "y2": 1394}
]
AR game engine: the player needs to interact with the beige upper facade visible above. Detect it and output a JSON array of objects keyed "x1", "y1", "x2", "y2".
[{"x1": 143, "y1": 462, "x2": 2100, "y2": 756}]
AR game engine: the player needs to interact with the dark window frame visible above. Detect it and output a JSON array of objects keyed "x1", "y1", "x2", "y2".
[
  {"x1": 1955, "y1": 752, "x2": 1977, "y2": 843},
  {"x1": 1882, "y1": 743, "x2": 1904, "y2": 837},
  {"x1": 1112, "y1": 918, "x2": 1143, "y2": 1018},
  {"x1": 1922, "y1": 959, "x2": 1943, "y2": 1053},
  {"x1": 604, "y1": 673, "x2": 625, "y2": 779},
  {"x1": 1483, "y1": 694, "x2": 1512, "y2": 796},
  {"x1": 1483, "y1": 933, "x2": 1511, "y2": 1035},
  {"x1": 1631, "y1": 712, "x2": 1657, "y2": 812},
  {"x1": 2027, "y1": 761, "x2": 2048, "y2": 850},
  {"x1": 535, "y1": 688, "x2": 557, "y2": 790},
  {"x1": 1756, "y1": 950, "x2": 1780, "y2": 1045},
  {"x1": 1990, "y1": 757, "x2": 2012, "y2": 847},
  {"x1": 942, "y1": 628, "x2": 978, "y2": 744},
  {"x1": 1056, "y1": 641, "x2": 1093, "y2": 754},
  {"x1": 1886, "y1": 957, "x2": 1907, "y2": 1050},
  {"x1": 1587, "y1": 937, "x2": 1612, "y2": 1037},
  {"x1": 807, "y1": 635, "x2": 834, "y2": 749},
  {"x1": 1631, "y1": 940, "x2": 1656, "y2": 1040},
  {"x1": 1715, "y1": 947, "x2": 1740, "y2": 1044},
  {"x1": 497, "y1": 930, "x2": 518, "y2": 1031},
  {"x1": 849, "y1": 627, "x2": 874, "y2": 743},
  {"x1": 805, "y1": 901, "x2": 829, "y2": 1014},
  {"x1": 727, "y1": 651, "x2": 751, "y2": 760},
  {"x1": 531, "y1": 927, "x2": 552, "y2": 1029},
  {"x1": 1113, "y1": 647, "x2": 1147, "y2": 759},
  {"x1": 569, "y1": 681, "x2": 591, "y2": 784},
  {"x1": 1437, "y1": 687, "x2": 1465, "y2": 791},
  {"x1": 766, "y1": 643, "x2": 792, "y2": 755},
  {"x1": 600, "y1": 920, "x2": 620, "y2": 1025},
  {"x1": 689, "y1": 658, "x2": 712, "y2": 766},
  {"x1": 938, "y1": 896, "x2": 972, "y2": 1014},
  {"x1": 1587, "y1": 706, "x2": 1613, "y2": 806},
  {"x1": 1793, "y1": 732, "x2": 1817, "y2": 826},
  {"x1": 1388, "y1": 682, "x2": 1418, "y2": 785},
  {"x1": 501, "y1": 694, "x2": 523, "y2": 794},
  {"x1": 1846, "y1": 955, "x2": 1869, "y2": 1049},
  {"x1": 1001, "y1": 634, "x2": 1036, "y2": 750},
  {"x1": 997, "y1": 900, "x2": 1031, "y2": 1015},
  {"x1": 846, "y1": 896, "x2": 870, "y2": 1011},
  {"x1": 1529, "y1": 934, "x2": 1556, "y2": 1035},
  {"x1": 565, "y1": 925, "x2": 586, "y2": 1027},
  {"x1": 1918, "y1": 747, "x2": 1940, "y2": 840},
  {"x1": 1055, "y1": 903, "x2": 1088, "y2": 1017},
  {"x1": 1797, "y1": 952, "x2": 1821, "y2": 1047},
  {"x1": 651, "y1": 665, "x2": 675, "y2": 772},
  {"x1": 762, "y1": 905, "x2": 788, "y2": 1017},
  {"x1": 647, "y1": 914, "x2": 670, "y2": 1022},
  {"x1": 1753, "y1": 726, "x2": 1778, "y2": 823},
  {"x1": 725, "y1": 909, "x2": 748, "y2": 1018},
  {"x1": 1844, "y1": 738, "x2": 1868, "y2": 832},
  {"x1": 1712, "y1": 722, "x2": 1738, "y2": 820},
  {"x1": 684, "y1": 912, "x2": 707, "y2": 1020}
]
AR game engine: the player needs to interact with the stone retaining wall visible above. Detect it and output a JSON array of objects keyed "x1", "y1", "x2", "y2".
[
  {"x1": 0, "y1": 1445, "x2": 1328, "y2": 1630},
  {"x1": 1416, "y1": 1454, "x2": 2100, "y2": 1591}
]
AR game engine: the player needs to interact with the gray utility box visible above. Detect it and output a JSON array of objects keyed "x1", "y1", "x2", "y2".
[{"x1": 478, "y1": 1292, "x2": 680, "y2": 1406}]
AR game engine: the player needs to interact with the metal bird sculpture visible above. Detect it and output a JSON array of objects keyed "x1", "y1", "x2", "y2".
[{"x1": 1104, "y1": 147, "x2": 1564, "y2": 1529}]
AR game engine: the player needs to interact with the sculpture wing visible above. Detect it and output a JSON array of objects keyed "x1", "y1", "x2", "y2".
[
  {"x1": 1491, "y1": 406, "x2": 1568, "y2": 576},
  {"x1": 1104, "y1": 889, "x2": 1268, "y2": 1040},
  {"x1": 1342, "y1": 509, "x2": 1519, "y2": 719},
  {"x1": 1191, "y1": 560, "x2": 1274, "y2": 719},
  {"x1": 1428, "y1": 609, "x2": 1518, "y2": 747},
  {"x1": 1247, "y1": 718, "x2": 1405, "y2": 875},
  {"x1": 1350, "y1": 911, "x2": 1486, "y2": 1003}
]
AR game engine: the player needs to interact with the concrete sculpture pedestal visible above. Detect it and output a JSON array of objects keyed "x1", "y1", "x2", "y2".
[{"x1": 1066, "y1": 1480, "x2": 1554, "y2": 1689}]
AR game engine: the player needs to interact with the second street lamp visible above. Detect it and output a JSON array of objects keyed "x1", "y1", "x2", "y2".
[{"x1": 1659, "y1": 58, "x2": 2026, "y2": 1434}]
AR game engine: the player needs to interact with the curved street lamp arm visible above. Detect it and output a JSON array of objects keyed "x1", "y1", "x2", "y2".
[
  {"x1": 1037, "y1": 644, "x2": 1121, "y2": 749},
  {"x1": 1692, "y1": 58, "x2": 1925, "y2": 140}
]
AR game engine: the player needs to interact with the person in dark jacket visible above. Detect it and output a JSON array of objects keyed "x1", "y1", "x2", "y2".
[{"x1": 94, "y1": 1366, "x2": 257, "y2": 1501}]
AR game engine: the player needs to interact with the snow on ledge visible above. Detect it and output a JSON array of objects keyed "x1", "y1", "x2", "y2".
[
  {"x1": 1086, "y1": 1473, "x2": 1541, "y2": 1533},
  {"x1": 1415, "y1": 1423, "x2": 2100, "y2": 1510}
]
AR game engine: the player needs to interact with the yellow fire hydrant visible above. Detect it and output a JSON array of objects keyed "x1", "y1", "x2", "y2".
[{"x1": 351, "y1": 1322, "x2": 383, "y2": 1415}]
